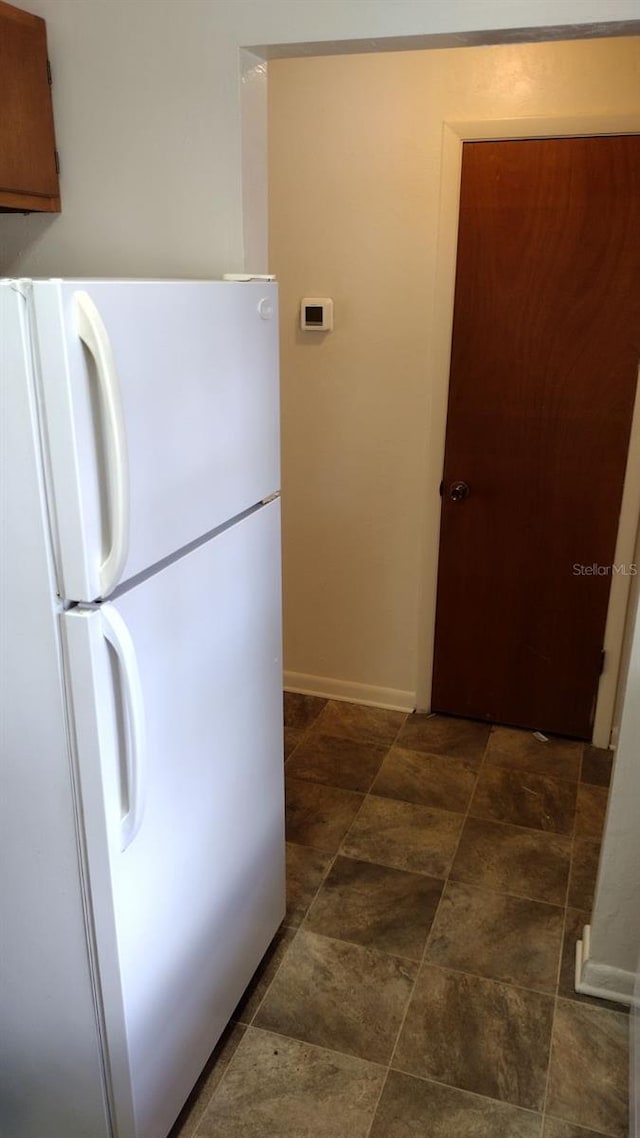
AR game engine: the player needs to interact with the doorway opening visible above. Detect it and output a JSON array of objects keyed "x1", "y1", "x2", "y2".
[{"x1": 248, "y1": 44, "x2": 640, "y2": 748}]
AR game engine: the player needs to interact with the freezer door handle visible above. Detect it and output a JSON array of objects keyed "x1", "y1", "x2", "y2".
[
  {"x1": 74, "y1": 290, "x2": 130, "y2": 596},
  {"x1": 102, "y1": 604, "x2": 146, "y2": 850}
]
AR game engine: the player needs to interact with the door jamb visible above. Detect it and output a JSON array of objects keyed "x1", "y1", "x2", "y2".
[{"x1": 414, "y1": 113, "x2": 640, "y2": 747}]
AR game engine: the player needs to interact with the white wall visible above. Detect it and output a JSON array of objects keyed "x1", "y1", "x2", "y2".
[
  {"x1": 1, "y1": 0, "x2": 638, "y2": 278},
  {"x1": 579, "y1": 599, "x2": 640, "y2": 1003}
]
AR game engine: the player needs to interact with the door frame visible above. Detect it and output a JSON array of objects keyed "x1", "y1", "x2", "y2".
[{"x1": 415, "y1": 112, "x2": 640, "y2": 747}]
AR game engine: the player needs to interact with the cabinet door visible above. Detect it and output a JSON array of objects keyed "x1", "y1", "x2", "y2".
[{"x1": 0, "y1": 1, "x2": 60, "y2": 211}]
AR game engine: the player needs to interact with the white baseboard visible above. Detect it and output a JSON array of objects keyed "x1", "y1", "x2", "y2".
[
  {"x1": 575, "y1": 924, "x2": 635, "y2": 1007},
  {"x1": 284, "y1": 671, "x2": 415, "y2": 713}
]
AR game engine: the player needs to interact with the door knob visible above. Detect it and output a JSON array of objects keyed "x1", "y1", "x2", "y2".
[{"x1": 448, "y1": 480, "x2": 470, "y2": 502}]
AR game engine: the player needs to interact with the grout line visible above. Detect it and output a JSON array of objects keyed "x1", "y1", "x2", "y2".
[
  {"x1": 386, "y1": 728, "x2": 489, "y2": 1074},
  {"x1": 291, "y1": 926, "x2": 424, "y2": 969},
  {"x1": 386, "y1": 1066, "x2": 546, "y2": 1119},
  {"x1": 363, "y1": 790, "x2": 467, "y2": 823},
  {"x1": 283, "y1": 705, "x2": 327, "y2": 756},
  {"x1": 242, "y1": 1022, "x2": 390, "y2": 1072},
  {"x1": 294, "y1": 867, "x2": 571, "y2": 1000},
  {"x1": 543, "y1": 1112, "x2": 611, "y2": 1138},
  {"x1": 461, "y1": 806, "x2": 577, "y2": 840},
  {"x1": 188, "y1": 1023, "x2": 252, "y2": 1138},
  {"x1": 321, "y1": 701, "x2": 413, "y2": 870},
  {"x1": 231, "y1": 923, "x2": 303, "y2": 1029},
  {"x1": 443, "y1": 868, "x2": 568, "y2": 911},
  {"x1": 308, "y1": 706, "x2": 417, "y2": 1112},
  {"x1": 300, "y1": 842, "x2": 567, "y2": 919},
  {"x1": 290, "y1": 740, "x2": 410, "y2": 957},
  {"x1": 291, "y1": 846, "x2": 341, "y2": 924},
  {"x1": 363, "y1": 1067, "x2": 391, "y2": 1138},
  {"x1": 539, "y1": 745, "x2": 582, "y2": 1132},
  {"x1": 388, "y1": 957, "x2": 560, "y2": 1002},
  {"x1": 482, "y1": 757, "x2": 584, "y2": 788}
]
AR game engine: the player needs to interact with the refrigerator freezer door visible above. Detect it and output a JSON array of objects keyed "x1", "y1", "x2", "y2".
[
  {"x1": 62, "y1": 500, "x2": 285, "y2": 1138},
  {"x1": 32, "y1": 279, "x2": 280, "y2": 602}
]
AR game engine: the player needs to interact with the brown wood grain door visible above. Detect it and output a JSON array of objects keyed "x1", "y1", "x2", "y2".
[{"x1": 432, "y1": 136, "x2": 640, "y2": 740}]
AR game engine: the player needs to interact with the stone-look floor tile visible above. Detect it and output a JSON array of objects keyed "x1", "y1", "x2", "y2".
[
  {"x1": 369, "y1": 1070, "x2": 542, "y2": 1138},
  {"x1": 304, "y1": 856, "x2": 443, "y2": 961},
  {"x1": 371, "y1": 746, "x2": 477, "y2": 813},
  {"x1": 546, "y1": 999, "x2": 629, "y2": 1137},
  {"x1": 558, "y1": 909, "x2": 628, "y2": 1015},
  {"x1": 254, "y1": 930, "x2": 416, "y2": 1064},
  {"x1": 169, "y1": 1022, "x2": 246, "y2": 1138},
  {"x1": 286, "y1": 733, "x2": 388, "y2": 793},
  {"x1": 425, "y1": 881, "x2": 563, "y2": 992},
  {"x1": 395, "y1": 714, "x2": 490, "y2": 763},
  {"x1": 542, "y1": 1119, "x2": 605, "y2": 1138},
  {"x1": 285, "y1": 778, "x2": 363, "y2": 852},
  {"x1": 342, "y1": 795, "x2": 462, "y2": 877},
  {"x1": 568, "y1": 837, "x2": 600, "y2": 910},
  {"x1": 393, "y1": 965, "x2": 553, "y2": 1110},
  {"x1": 470, "y1": 765, "x2": 577, "y2": 834},
  {"x1": 315, "y1": 700, "x2": 406, "y2": 745},
  {"x1": 232, "y1": 926, "x2": 297, "y2": 1024},
  {"x1": 198, "y1": 1028, "x2": 385, "y2": 1138},
  {"x1": 285, "y1": 843, "x2": 332, "y2": 928},
  {"x1": 451, "y1": 816, "x2": 571, "y2": 905},
  {"x1": 575, "y1": 784, "x2": 609, "y2": 841},
  {"x1": 284, "y1": 692, "x2": 327, "y2": 730},
  {"x1": 543, "y1": 1119, "x2": 611, "y2": 1138},
  {"x1": 284, "y1": 728, "x2": 304, "y2": 760},
  {"x1": 485, "y1": 726, "x2": 582, "y2": 781},
  {"x1": 581, "y1": 745, "x2": 614, "y2": 788}
]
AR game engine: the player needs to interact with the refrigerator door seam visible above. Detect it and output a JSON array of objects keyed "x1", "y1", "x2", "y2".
[
  {"x1": 16, "y1": 280, "x2": 67, "y2": 601},
  {"x1": 54, "y1": 610, "x2": 119, "y2": 1138},
  {"x1": 60, "y1": 612, "x2": 135, "y2": 1138},
  {"x1": 106, "y1": 498, "x2": 276, "y2": 602}
]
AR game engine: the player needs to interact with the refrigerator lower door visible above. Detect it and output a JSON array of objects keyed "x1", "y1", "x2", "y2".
[{"x1": 62, "y1": 500, "x2": 284, "y2": 1138}]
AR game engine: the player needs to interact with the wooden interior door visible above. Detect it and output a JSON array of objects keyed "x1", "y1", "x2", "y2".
[{"x1": 432, "y1": 136, "x2": 640, "y2": 740}]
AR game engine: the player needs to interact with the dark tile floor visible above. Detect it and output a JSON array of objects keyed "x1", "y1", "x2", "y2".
[{"x1": 173, "y1": 696, "x2": 628, "y2": 1138}]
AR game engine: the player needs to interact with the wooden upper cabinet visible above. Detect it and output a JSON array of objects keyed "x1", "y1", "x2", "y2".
[{"x1": 0, "y1": 0, "x2": 60, "y2": 211}]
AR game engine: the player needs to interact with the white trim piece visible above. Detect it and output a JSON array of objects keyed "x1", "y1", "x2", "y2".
[
  {"x1": 283, "y1": 671, "x2": 415, "y2": 713},
  {"x1": 575, "y1": 924, "x2": 636, "y2": 1008},
  {"x1": 593, "y1": 364, "x2": 640, "y2": 748},
  {"x1": 414, "y1": 111, "x2": 640, "y2": 748}
]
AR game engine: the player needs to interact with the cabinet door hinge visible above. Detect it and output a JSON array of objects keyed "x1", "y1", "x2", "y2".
[
  {"x1": 47, "y1": 58, "x2": 52, "y2": 85},
  {"x1": 54, "y1": 150, "x2": 60, "y2": 175}
]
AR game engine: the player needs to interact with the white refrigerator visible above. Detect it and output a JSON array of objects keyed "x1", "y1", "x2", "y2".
[{"x1": 0, "y1": 279, "x2": 285, "y2": 1138}]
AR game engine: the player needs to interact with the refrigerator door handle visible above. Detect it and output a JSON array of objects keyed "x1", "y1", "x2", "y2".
[
  {"x1": 74, "y1": 290, "x2": 130, "y2": 597},
  {"x1": 101, "y1": 603, "x2": 146, "y2": 850}
]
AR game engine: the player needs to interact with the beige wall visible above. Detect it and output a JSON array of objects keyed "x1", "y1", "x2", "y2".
[{"x1": 269, "y1": 37, "x2": 640, "y2": 708}]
